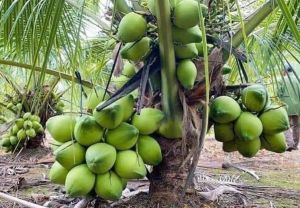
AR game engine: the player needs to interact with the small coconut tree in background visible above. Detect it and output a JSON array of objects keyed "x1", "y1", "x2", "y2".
[{"x1": 1, "y1": 0, "x2": 300, "y2": 206}]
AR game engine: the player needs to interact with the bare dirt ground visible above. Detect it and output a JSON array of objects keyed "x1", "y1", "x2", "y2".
[{"x1": 0, "y1": 135, "x2": 300, "y2": 208}]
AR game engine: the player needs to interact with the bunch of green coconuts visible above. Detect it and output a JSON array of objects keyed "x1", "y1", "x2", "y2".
[
  {"x1": 0, "y1": 112, "x2": 44, "y2": 152},
  {"x1": 115, "y1": 0, "x2": 210, "y2": 90},
  {"x1": 210, "y1": 84, "x2": 289, "y2": 157},
  {"x1": 47, "y1": 94, "x2": 164, "y2": 201}
]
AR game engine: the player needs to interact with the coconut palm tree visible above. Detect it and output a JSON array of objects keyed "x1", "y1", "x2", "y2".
[{"x1": 0, "y1": 0, "x2": 300, "y2": 205}]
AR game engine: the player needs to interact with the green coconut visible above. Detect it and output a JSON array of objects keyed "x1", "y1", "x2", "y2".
[
  {"x1": 111, "y1": 75, "x2": 130, "y2": 89},
  {"x1": 65, "y1": 164, "x2": 96, "y2": 197},
  {"x1": 29, "y1": 115, "x2": 41, "y2": 123},
  {"x1": 86, "y1": 86, "x2": 110, "y2": 111},
  {"x1": 122, "y1": 62, "x2": 136, "y2": 78},
  {"x1": 114, "y1": 0, "x2": 131, "y2": 14},
  {"x1": 236, "y1": 137, "x2": 261, "y2": 158},
  {"x1": 0, "y1": 136, "x2": 11, "y2": 147},
  {"x1": 95, "y1": 171, "x2": 123, "y2": 201},
  {"x1": 114, "y1": 150, "x2": 146, "y2": 179},
  {"x1": 234, "y1": 112, "x2": 263, "y2": 141},
  {"x1": 15, "y1": 118, "x2": 25, "y2": 129},
  {"x1": 74, "y1": 115, "x2": 104, "y2": 146},
  {"x1": 32, "y1": 121, "x2": 43, "y2": 132},
  {"x1": 196, "y1": 42, "x2": 213, "y2": 56},
  {"x1": 210, "y1": 96, "x2": 241, "y2": 123},
  {"x1": 54, "y1": 141, "x2": 85, "y2": 170},
  {"x1": 115, "y1": 94, "x2": 135, "y2": 121},
  {"x1": 132, "y1": 108, "x2": 165, "y2": 135},
  {"x1": 261, "y1": 133, "x2": 287, "y2": 153},
  {"x1": 222, "y1": 64, "x2": 232, "y2": 75},
  {"x1": 49, "y1": 139, "x2": 63, "y2": 152},
  {"x1": 9, "y1": 136, "x2": 18, "y2": 146},
  {"x1": 176, "y1": 59, "x2": 197, "y2": 89},
  {"x1": 23, "y1": 120, "x2": 32, "y2": 129},
  {"x1": 23, "y1": 112, "x2": 31, "y2": 120},
  {"x1": 17, "y1": 129, "x2": 26, "y2": 140},
  {"x1": 11, "y1": 125, "x2": 19, "y2": 135},
  {"x1": 26, "y1": 128, "x2": 36, "y2": 138},
  {"x1": 85, "y1": 143, "x2": 117, "y2": 174},
  {"x1": 222, "y1": 140, "x2": 237, "y2": 152},
  {"x1": 137, "y1": 135, "x2": 162, "y2": 166},
  {"x1": 172, "y1": 26, "x2": 202, "y2": 44},
  {"x1": 158, "y1": 118, "x2": 183, "y2": 139},
  {"x1": 106, "y1": 122, "x2": 139, "y2": 150},
  {"x1": 259, "y1": 106, "x2": 289, "y2": 134},
  {"x1": 49, "y1": 161, "x2": 69, "y2": 185},
  {"x1": 117, "y1": 12, "x2": 147, "y2": 43},
  {"x1": 121, "y1": 37, "x2": 151, "y2": 62},
  {"x1": 241, "y1": 84, "x2": 268, "y2": 112},
  {"x1": 214, "y1": 123, "x2": 235, "y2": 142},
  {"x1": 174, "y1": 43, "x2": 198, "y2": 59},
  {"x1": 173, "y1": 0, "x2": 199, "y2": 29},
  {"x1": 46, "y1": 114, "x2": 76, "y2": 143},
  {"x1": 93, "y1": 102, "x2": 124, "y2": 129}
]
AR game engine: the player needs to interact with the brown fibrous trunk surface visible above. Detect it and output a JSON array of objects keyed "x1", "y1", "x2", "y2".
[{"x1": 148, "y1": 48, "x2": 225, "y2": 205}]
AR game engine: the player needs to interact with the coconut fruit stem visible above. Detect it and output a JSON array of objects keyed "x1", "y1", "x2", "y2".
[{"x1": 155, "y1": 0, "x2": 182, "y2": 137}]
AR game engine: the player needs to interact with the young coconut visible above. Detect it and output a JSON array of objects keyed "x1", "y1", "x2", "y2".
[
  {"x1": 74, "y1": 115, "x2": 104, "y2": 146},
  {"x1": 222, "y1": 140, "x2": 237, "y2": 152},
  {"x1": 234, "y1": 112, "x2": 263, "y2": 141},
  {"x1": 236, "y1": 137, "x2": 261, "y2": 158},
  {"x1": 196, "y1": 42, "x2": 213, "y2": 56},
  {"x1": 173, "y1": 0, "x2": 200, "y2": 29},
  {"x1": 117, "y1": 12, "x2": 147, "y2": 43},
  {"x1": 85, "y1": 143, "x2": 117, "y2": 174},
  {"x1": 93, "y1": 102, "x2": 124, "y2": 129},
  {"x1": 95, "y1": 171, "x2": 123, "y2": 201},
  {"x1": 17, "y1": 129, "x2": 26, "y2": 140},
  {"x1": 106, "y1": 122, "x2": 139, "y2": 150},
  {"x1": 54, "y1": 141, "x2": 85, "y2": 170},
  {"x1": 261, "y1": 133, "x2": 287, "y2": 153},
  {"x1": 46, "y1": 114, "x2": 76, "y2": 143},
  {"x1": 241, "y1": 84, "x2": 268, "y2": 112},
  {"x1": 115, "y1": 94, "x2": 135, "y2": 121},
  {"x1": 114, "y1": 150, "x2": 146, "y2": 179},
  {"x1": 86, "y1": 86, "x2": 110, "y2": 111},
  {"x1": 210, "y1": 96, "x2": 241, "y2": 123},
  {"x1": 214, "y1": 123, "x2": 235, "y2": 142},
  {"x1": 121, "y1": 37, "x2": 151, "y2": 62},
  {"x1": 65, "y1": 164, "x2": 96, "y2": 197},
  {"x1": 137, "y1": 135, "x2": 162, "y2": 166},
  {"x1": 49, "y1": 161, "x2": 69, "y2": 185},
  {"x1": 176, "y1": 59, "x2": 197, "y2": 90},
  {"x1": 10, "y1": 136, "x2": 18, "y2": 146},
  {"x1": 172, "y1": 26, "x2": 202, "y2": 44},
  {"x1": 111, "y1": 75, "x2": 130, "y2": 89},
  {"x1": 174, "y1": 43, "x2": 198, "y2": 59},
  {"x1": 122, "y1": 62, "x2": 136, "y2": 78},
  {"x1": 132, "y1": 108, "x2": 165, "y2": 135},
  {"x1": 26, "y1": 128, "x2": 36, "y2": 138},
  {"x1": 259, "y1": 106, "x2": 289, "y2": 134},
  {"x1": 15, "y1": 118, "x2": 24, "y2": 129}
]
